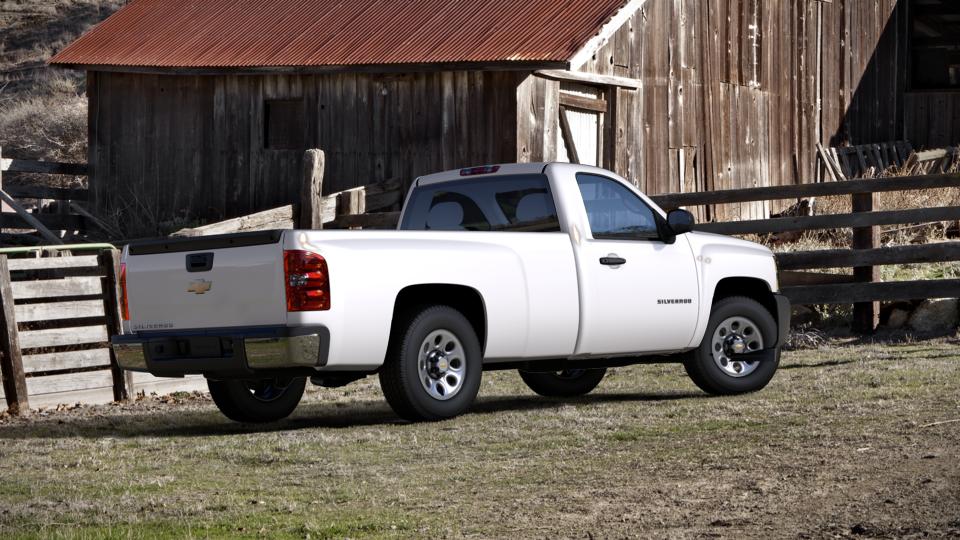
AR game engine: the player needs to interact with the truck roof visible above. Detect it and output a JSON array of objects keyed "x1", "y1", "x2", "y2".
[{"x1": 415, "y1": 162, "x2": 622, "y2": 187}]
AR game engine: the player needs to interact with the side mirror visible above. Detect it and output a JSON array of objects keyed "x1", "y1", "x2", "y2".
[{"x1": 667, "y1": 209, "x2": 695, "y2": 235}]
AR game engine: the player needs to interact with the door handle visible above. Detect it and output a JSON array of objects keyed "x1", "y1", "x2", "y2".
[
  {"x1": 186, "y1": 252, "x2": 215, "y2": 272},
  {"x1": 600, "y1": 256, "x2": 627, "y2": 266}
]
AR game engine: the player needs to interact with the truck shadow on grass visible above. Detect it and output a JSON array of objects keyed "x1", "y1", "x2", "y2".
[{"x1": 0, "y1": 390, "x2": 704, "y2": 440}]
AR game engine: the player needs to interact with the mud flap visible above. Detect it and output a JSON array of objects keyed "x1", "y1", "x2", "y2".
[{"x1": 773, "y1": 293, "x2": 791, "y2": 348}]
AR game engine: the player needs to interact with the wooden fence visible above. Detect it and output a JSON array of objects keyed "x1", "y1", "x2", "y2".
[
  {"x1": 0, "y1": 250, "x2": 204, "y2": 413},
  {"x1": 0, "y1": 146, "x2": 100, "y2": 244},
  {"x1": 651, "y1": 173, "x2": 960, "y2": 332},
  {"x1": 268, "y1": 153, "x2": 960, "y2": 335}
]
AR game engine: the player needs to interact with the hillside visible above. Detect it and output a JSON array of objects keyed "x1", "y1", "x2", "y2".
[{"x1": 0, "y1": 0, "x2": 121, "y2": 164}]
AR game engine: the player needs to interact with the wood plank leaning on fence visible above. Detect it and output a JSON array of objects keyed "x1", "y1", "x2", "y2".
[{"x1": 172, "y1": 149, "x2": 404, "y2": 237}]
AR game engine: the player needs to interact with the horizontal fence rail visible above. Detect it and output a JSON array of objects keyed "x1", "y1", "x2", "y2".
[
  {"x1": 1, "y1": 158, "x2": 88, "y2": 176},
  {"x1": 775, "y1": 243, "x2": 960, "y2": 270},
  {"x1": 784, "y1": 280, "x2": 960, "y2": 305},
  {"x1": 695, "y1": 206, "x2": 960, "y2": 236},
  {"x1": 2, "y1": 185, "x2": 89, "y2": 201},
  {"x1": 648, "y1": 173, "x2": 960, "y2": 208}
]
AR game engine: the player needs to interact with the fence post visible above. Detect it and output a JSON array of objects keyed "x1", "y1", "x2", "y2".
[
  {"x1": 300, "y1": 149, "x2": 325, "y2": 230},
  {"x1": 336, "y1": 187, "x2": 366, "y2": 221},
  {"x1": 851, "y1": 191, "x2": 880, "y2": 332},
  {"x1": 0, "y1": 255, "x2": 29, "y2": 414},
  {"x1": 99, "y1": 250, "x2": 131, "y2": 401}
]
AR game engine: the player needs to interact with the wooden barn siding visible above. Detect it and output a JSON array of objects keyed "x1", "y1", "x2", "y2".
[
  {"x1": 88, "y1": 71, "x2": 518, "y2": 232},
  {"x1": 517, "y1": 0, "x2": 926, "y2": 221},
  {"x1": 904, "y1": 93, "x2": 960, "y2": 149}
]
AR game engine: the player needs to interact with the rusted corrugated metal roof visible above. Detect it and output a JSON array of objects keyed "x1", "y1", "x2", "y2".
[{"x1": 50, "y1": 0, "x2": 632, "y2": 69}]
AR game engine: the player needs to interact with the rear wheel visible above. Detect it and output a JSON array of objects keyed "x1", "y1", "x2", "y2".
[
  {"x1": 208, "y1": 376, "x2": 306, "y2": 423},
  {"x1": 519, "y1": 368, "x2": 606, "y2": 397},
  {"x1": 684, "y1": 296, "x2": 779, "y2": 395},
  {"x1": 379, "y1": 305, "x2": 482, "y2": 421}
]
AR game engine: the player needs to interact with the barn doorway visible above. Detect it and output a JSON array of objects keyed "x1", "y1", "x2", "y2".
[{"x1": 556, "y1": 82, "x2": 609, "y2": 167}]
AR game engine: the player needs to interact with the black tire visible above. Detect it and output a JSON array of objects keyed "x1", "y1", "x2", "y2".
[
  {"x1": 379, "y1": 305, "x2": 483, "y2": 421},
  {"x1": 684, "y1": 296, "x2": 780, "y2": 395},
  {"x1": 518, "y1": 368, "x2": 606, "y2": 397},
  {"x1": 207, "y1": 376, "x2": 306, "y2": 423}
]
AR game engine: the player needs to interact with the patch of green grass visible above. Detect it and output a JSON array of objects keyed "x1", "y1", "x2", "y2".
[{"x1": 8, "y1": 513, "x2": 414, "y2": 540}]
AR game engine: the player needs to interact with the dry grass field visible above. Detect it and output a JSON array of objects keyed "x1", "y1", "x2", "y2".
[{"x1": 0, "y1": 339, "x2": 957, "y2": 539}]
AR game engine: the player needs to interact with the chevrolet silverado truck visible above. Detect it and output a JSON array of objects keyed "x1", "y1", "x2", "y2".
[{"x1": 112, "y1": 163, "x2": 789, "y2": 423}]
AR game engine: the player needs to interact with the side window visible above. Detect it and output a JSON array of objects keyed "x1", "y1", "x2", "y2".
[
  {"x1": 576, "y1": 173, "x2": 659, "y2": 240},
  {"x1": 401, "y1": 175, "x2": 561, "y2": 232}
]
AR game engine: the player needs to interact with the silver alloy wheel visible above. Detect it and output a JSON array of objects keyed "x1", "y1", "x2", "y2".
[
  {"x1": 710, "y1": 315, "x2": 764, "y2": 378},
  {"x1": 417, "y1": 329, "x2": 466, "y2": 401}
]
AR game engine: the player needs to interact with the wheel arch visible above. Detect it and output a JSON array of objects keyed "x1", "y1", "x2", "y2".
[
  {"x1": 389, "y1": 284, "x2": 488, "y2": 355},
  {"x1": 711, "y1": 276, "x2": 778, "y2": 318}
]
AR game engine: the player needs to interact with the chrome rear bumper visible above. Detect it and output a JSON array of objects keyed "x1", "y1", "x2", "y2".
[{"x1": 111, "y1": 326, "x2": 329, "y2": 377}]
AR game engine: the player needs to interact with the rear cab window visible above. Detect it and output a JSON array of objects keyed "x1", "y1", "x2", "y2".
[{"x1": 400, "y1": 174, "x2": 562, "y2": 232}]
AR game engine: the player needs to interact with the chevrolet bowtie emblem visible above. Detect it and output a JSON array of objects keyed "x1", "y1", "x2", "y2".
[{"x1": 187, "y1": 279, "x2": 212, "y2": 294}]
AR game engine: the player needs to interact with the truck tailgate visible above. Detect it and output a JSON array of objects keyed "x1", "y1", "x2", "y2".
[{"x1": 125, "y1": 231, "x2": 287, "y2": 331}]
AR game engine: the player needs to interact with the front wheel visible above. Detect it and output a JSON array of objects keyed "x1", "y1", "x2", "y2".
[
  {"x1": 519, "y1": 368, "x2": 606, "y2": 397},
  {"x1": 379, "y1": 305, "x2": 483, "y2": 421},
  {"x1": 208, "y1": 377, "x2": 306, "y2": 423},
  {"x1": 684, "y1": 296, "x2": 779, "y2": 395}
]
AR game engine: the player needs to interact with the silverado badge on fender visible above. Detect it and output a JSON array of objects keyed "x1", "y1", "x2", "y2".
[{"x1": 187, "y1": 279, "x2": 212, "y2": 294}]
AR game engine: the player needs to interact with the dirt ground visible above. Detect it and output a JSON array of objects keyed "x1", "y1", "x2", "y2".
[{"x1": 0, "y1": 338, "x2": 958, "y2": 539}]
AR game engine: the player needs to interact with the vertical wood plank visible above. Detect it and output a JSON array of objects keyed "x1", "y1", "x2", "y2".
[
  {"x1": 543, "y1": 78, "x2": 559, "y2": 163},
  {"x1": 0, "y1": 256, "x2": 29, "y2": 414},
  {"x1": 300, "y1": 149, "x2": 325, "y2": 229}
]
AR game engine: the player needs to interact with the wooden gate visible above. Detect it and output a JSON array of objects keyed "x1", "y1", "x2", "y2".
[{"x1": 0, "y1": 250, "x2": 204, "y2": 413}]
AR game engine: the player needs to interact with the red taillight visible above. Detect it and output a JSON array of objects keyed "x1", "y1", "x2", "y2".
[
  {"x1": 119, "y1": 262, "x2": 130, "y2": 321},
  {"x1": 459, "y1": 165, "x2": 500, "y2": 176},
  {"x1": 284, "y1": 250, "x2": 330, "y2": 312}
]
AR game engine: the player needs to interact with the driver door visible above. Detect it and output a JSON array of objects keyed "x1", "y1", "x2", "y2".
[{"x1": 572, "y1": 173, "x2": 700, "y2": 356}]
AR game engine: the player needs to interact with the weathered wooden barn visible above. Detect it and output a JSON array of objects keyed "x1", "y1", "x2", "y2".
[{"x1": 50, "y1": 0, "x2": 960, "y2": 233}]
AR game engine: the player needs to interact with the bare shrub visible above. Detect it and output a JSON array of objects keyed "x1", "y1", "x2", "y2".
[
  {"x1": 785, "y1": 326, "x2": 828, "y2": 350},
  {"x1": 1, "y1": 0, "x2": 123, "y2": 165},
  {"x1": 0, "y1": 91, "x2": 87, "y2": 164}
]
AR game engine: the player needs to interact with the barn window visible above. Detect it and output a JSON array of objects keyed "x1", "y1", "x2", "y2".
[
  {"x1": 556, "y1": 83, "x2": 608, "y2": 167},
  {"x1": 909, "y1": 0, "x2": 960, "y2": 91},
  {"x1": 264, "y1": 99, "x2": 305, "y2": 150}
]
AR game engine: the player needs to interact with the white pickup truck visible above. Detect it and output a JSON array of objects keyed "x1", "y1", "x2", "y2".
[{"x1": 113, "y1": 163, "x2": 789, "y2": 423}]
